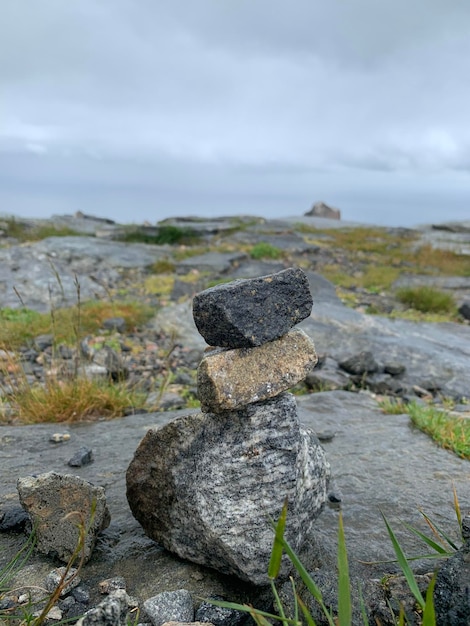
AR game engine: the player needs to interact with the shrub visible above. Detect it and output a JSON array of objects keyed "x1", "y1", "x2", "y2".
[
  {"x1": 250, "y1": 242, "x2": 283, "y2": 260},
  {"x1": 395, "y1": 286, "x2": 456, "y2": 314}
]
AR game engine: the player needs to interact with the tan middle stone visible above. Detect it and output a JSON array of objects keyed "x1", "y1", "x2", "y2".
[{"x1": 197, "y1": 328, "x2": 318, "y2": 412}]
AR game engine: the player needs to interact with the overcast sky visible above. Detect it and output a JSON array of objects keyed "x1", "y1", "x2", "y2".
[{"x1": 1, "y1": 0, "x2": 469, "y2": 226}]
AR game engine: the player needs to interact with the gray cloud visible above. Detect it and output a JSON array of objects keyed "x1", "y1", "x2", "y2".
[{"x1": 0, "y1": 0, "x2": 469, "y2": 224}]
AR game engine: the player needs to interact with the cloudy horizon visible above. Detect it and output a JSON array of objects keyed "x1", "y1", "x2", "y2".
[{"x1": 1, "y1": 0, "x2": 469, "y2": 226}]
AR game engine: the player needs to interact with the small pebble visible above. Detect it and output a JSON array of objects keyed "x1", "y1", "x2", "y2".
[
  {"x1": 71, "y1": 586, "x2": 90, "y2": 604},
  {"x1": 68, "y1": 446, "x2": 93, "y2": 467},
  {"x1": 316, "y1": 430, "x2": 336, "y2": 443},
  {"x1": 99, "y1": 576, "x2": 127, "y2": 594},
  {"x1": 50, "y1": 433, "x2": 71, "y2": 443},
  {"x1": 45, "y1": 567, "x2": 81, "y2": 596}
]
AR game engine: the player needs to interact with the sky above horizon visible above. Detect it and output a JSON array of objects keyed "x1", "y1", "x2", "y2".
[{"x1": 1, "y1": 1, "x2": 469, "y2": 227}]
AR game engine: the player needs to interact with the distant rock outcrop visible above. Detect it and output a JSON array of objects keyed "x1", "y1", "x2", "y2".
[{"x1": 305, "y1": 201, "x2": 341, "y2": 220}]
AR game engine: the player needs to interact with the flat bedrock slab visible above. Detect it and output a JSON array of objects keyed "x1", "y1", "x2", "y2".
[
  {"x1": 126, "y1": 393, "x2": 330, "y2": 585},
  {"x1": 192, "y1": 267, "x2": 313, "y2": 348},
  {"x1": 197, "y1": 328, "x2": 318, "y2": 412},
  {"x1": 17, "y1": 471, "x2": 110, "y2": 563}
]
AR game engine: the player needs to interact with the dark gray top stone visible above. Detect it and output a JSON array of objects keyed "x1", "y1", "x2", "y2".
[{"x1": 192, "y1": 267, "x2": 313, "y2": 348}]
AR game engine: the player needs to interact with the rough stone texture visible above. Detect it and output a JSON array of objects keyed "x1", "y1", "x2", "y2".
[
  {"x1": 192, "y1": 267, "x2": 313, "y2": 348},
  {"x1": 76, "y1": 589, "x2": 128, "y2": 626},
  {"x1": 197, "y1": 328, "x2": 318, "y2": 412},
  {"x1": 17, "y1": 472, "x2": 110, "y2": 563},
  {"x1": 126, "y1": 393, "x2": 330, "y2": 585},
  {"x1": 143, "y1": 589, "x2": 194, "y2": 626},
  {"x1": 434, "y1": 516, "x2": 470, "y2": 626},
  {"x1": 305, "y1": 201, "x2": 341, "y2": 220}
]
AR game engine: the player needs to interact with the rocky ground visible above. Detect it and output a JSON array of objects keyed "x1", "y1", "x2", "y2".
[{"x1": 1, "y1": 212, "x2": 470, "y2": 624}]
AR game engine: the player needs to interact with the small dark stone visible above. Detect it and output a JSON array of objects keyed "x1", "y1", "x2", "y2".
[
  {"x1": 68, "y1": 446, "x2": 94, "y2": 467},
  {"x1": 0, "y1": 505, "x2": 30, "y2": 532},
  {"x1": 316, "y1": 430, "x2": 336, "y2": 442},
  {"x1": 328, "y1": 491, "x2": 342, "y2": 504},
  {"x1": 383, "y1": 361, "x2": 406, "y2": 376},
  {"x1": 19, "y1": 348, "x2": 39, "y2": 362},
  {"x1": 103, "y1": 317, "x2": 127, "y2": 332},
  {"x1": 305, "y1": 368, "x2": 350, "y2": 392},
  {"x1": 58, "y1": 344, "x2": 74, "y2": 359},
  {"x1": 0, "y1": 597, "x2": 16, "y2": 610},
  {"x1": 366, "y1": 373, "x2": 405, "y2": 395},
  {"x1": 70, "y1": 585, "x2": 91, "y2": 604},
  {"x1": 192, "y1": 267, "x2": 313, "y2": 348},
  {"x1": 65, "y1": 601, "x2": 91, "y2": 621},
  {"x1": 339, "y1": 351, "x2": 379, "y2": 375},
  {"x1": 59, "y1": 596, "x2": 76, "y2": 612},
  {"x1": 458, "y1": 301, "x2": 470, "y2": 320},
  {"x1": 196, "y1": 597, "x2": 248, "y2": 626}
]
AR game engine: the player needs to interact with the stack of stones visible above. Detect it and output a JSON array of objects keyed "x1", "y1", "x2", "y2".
[{"x1": 126, "y1": 267, "x2": 330, "y2": 585}]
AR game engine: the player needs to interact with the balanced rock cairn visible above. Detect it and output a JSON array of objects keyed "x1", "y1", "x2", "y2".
[{"x1": 126, "y1": 267, "x2": 330, "y2": 585}]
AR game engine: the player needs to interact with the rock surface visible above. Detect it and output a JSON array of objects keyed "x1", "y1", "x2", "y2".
[
  {"x1": 17, "y1": 472, "x2": 110, "y2": 563},
  {"x1": 126, "y1": 393, "x2": 330, "y2": 585},
  {"x1": 197, "y1": 329, "x2": 318, "y2": 412},
  {"x1": 192, "y1": 267, "x2": 313, "y2": 348}
]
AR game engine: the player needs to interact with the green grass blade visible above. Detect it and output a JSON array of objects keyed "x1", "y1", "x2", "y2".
[
  {"x1": 271, "y1": 579, "x2": 287, "y2": 622},
  {"x1": 297, "y1": 594, "x2": 318, "y2": 626},
  {"x1": 381, "y1": 512, "x2": 425, "y2": 609},
  {"x1": 290, "y1": 577, "x2": 299, "y2": 625},
  {"x1": 421, "y1": 573, "x2": 436, "y2": 626},
  {"x1": 337, "y1": 512, "x2": 352, "y2": 626},
  {"x1": 401, "y1": 521, "x2": 452, "y2": 555},
  {"x1": 357, "y1": 583, "x2": 370, "y2": 626},
  {"x1": 268, "y1": 497, "x2": 288, "y2": 580}
]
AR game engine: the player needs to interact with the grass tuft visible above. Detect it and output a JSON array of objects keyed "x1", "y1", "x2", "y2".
[
  {"x1": 395, "y1": 286, "x2": 456, "y2": 314},
  {"x1": 119, "y1": 225, "x2": 201, "y2": 245},
  {"x1": 250, "y1": 242, "x2": 284, "y2": 260},
  {"x1": 6, "y1": 376, "x2": 146, "y2": 424},
  {"x1": 407, "y1": 402, "x2": 470, "y2": 459}
]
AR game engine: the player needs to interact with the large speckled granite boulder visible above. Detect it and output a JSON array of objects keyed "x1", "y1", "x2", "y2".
[{"x1": 126, "y1": 393, "x2": 330, "y2": 585}]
